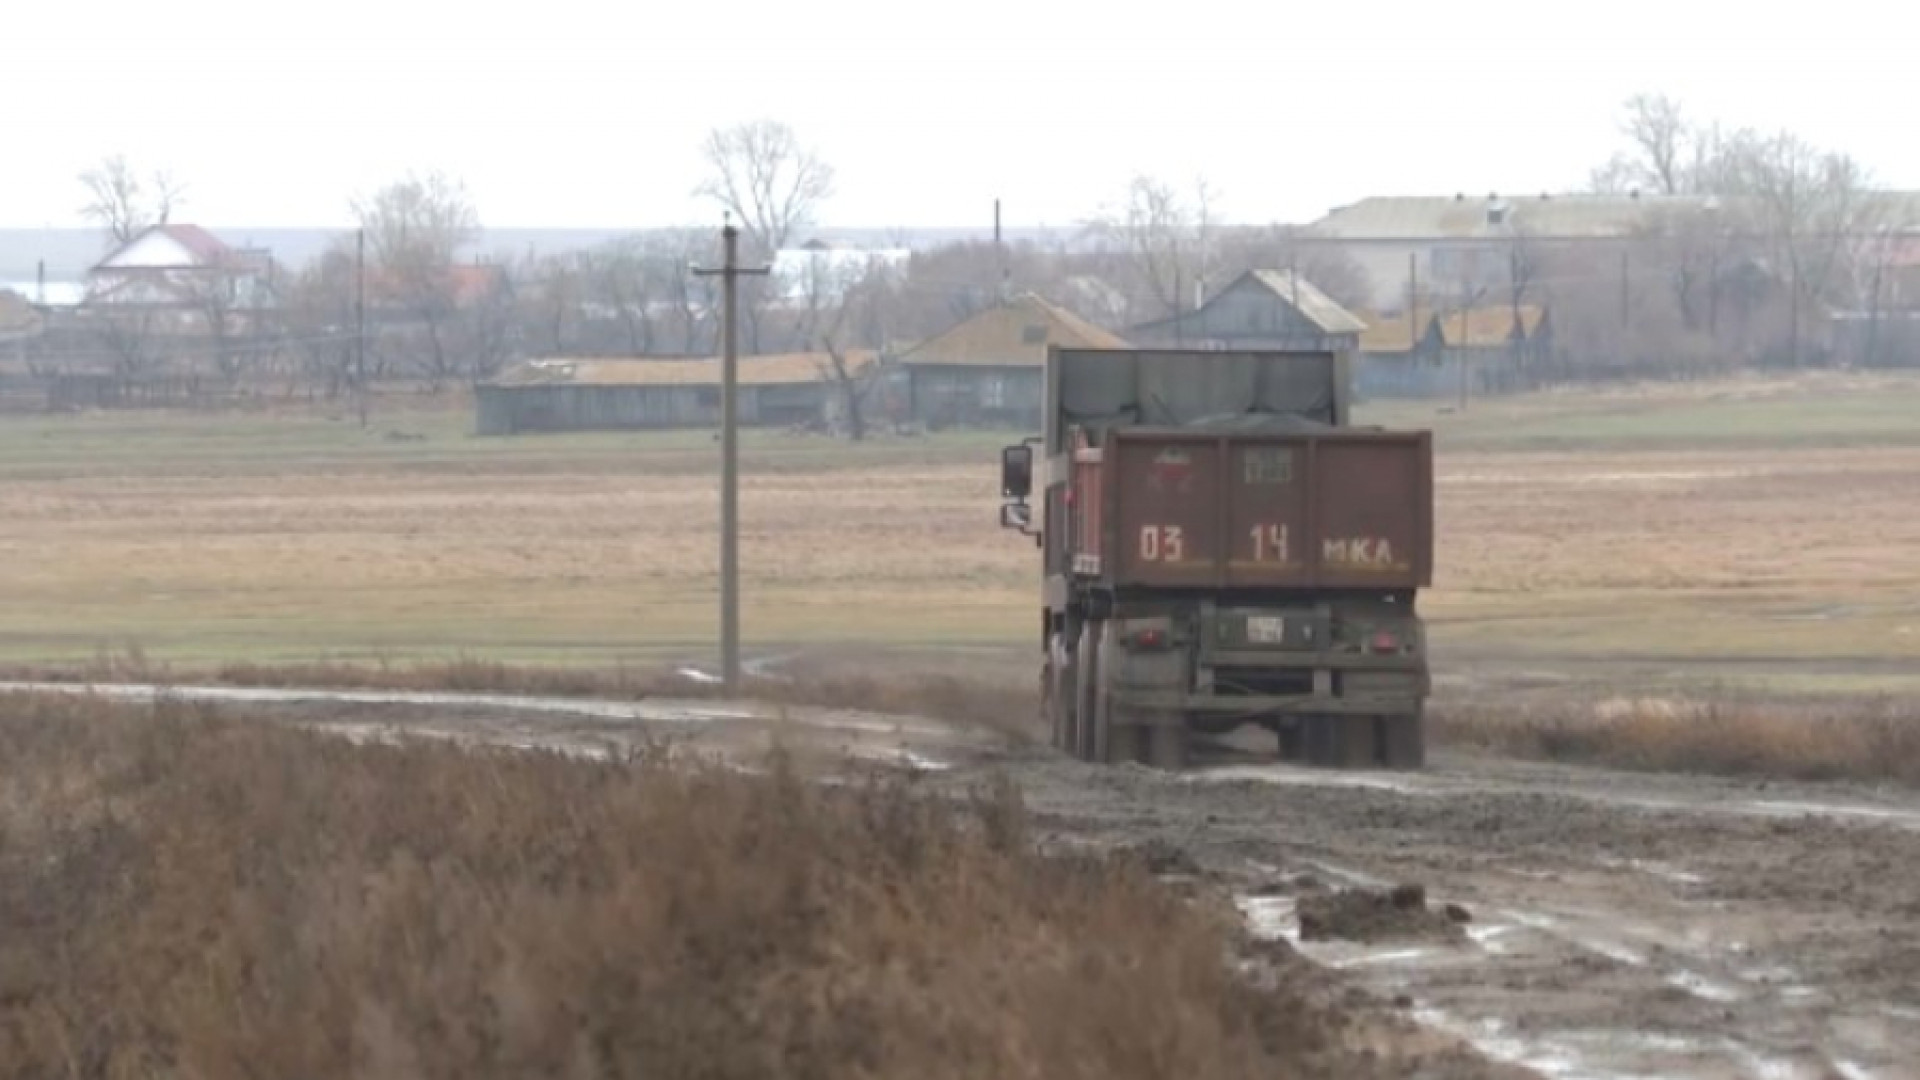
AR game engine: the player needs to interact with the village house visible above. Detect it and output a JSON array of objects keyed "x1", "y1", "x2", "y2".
[
  {"x1": 83, "y1": 224, "x2": 278, "y2": 332},
  {"x1": 475, "y1": 350, "x2": 877, "y2": 436},
  {"x1": 1304, "y1": 193, "x2": 1712, "y2": 310},
  {"x1": 1124, "y1": 269, "x2": 1365, "y2": 353},
  {"x1": 879, "y1": 292, "x2": 1128, "y2": 430},
  {"x1": 1354, "y1": 308, "x2": 1428, "y2": 399}
]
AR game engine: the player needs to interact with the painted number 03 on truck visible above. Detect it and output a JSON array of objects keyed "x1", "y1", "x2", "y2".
[{"x1": 1138, "y1": 525, "x2": 1186, "y2": 562}]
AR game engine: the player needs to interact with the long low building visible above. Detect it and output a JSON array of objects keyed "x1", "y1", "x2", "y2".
[{"x1": 476, "y1": 351, "x2": 877, "y2": 435}]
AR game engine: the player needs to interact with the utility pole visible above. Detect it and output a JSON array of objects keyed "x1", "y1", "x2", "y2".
[
  {"x1": 355, "y1": 228, "x2": 368, "y2": 429},
  {"x1": 1406, "y1": 253, "x2": 1419, "y2": 347},
  {"x1": 994, "y1": 198, "x2": 1010, "y2": 302},
  {"x1": 1619, "y1": 247, "x2": 1631, "y2": 369},
  {"x1": 1457, "y1": 304, "x2": 1469, "y2": 412},
  {"x1": 694, "y1": 218, "x2": 770, "y2": 692}
]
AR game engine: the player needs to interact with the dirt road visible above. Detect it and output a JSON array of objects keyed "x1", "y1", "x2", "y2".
[{"x1": 15, "y1": 680, "x2": 1915, "y2": 1079}]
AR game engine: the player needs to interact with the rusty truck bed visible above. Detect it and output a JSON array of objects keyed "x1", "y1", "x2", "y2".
[{"x1": 1069, "y1": 427, "x2": 1434, "y2": 592}]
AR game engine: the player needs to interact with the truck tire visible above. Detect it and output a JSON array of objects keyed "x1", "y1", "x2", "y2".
[
  {"x1": 1277, "y1": 719, "x2": 1306, "y2": 762},
  {"x1": 1092, "y1": 621, "x2": 1146, "y2": 765},
  {"x1": 1304, "y1": 716, "x2": 1378, "y2": 769},
  {"x1": 1074, "y1": 622, "x2": 1103, "y2": 762},
  {"x1": 1047, "y1": 633, "x2": 1077, "y2": 754},
  {"x1": 1380, "y1": 709, "x2": 1426, "y2": 770},
  {"x1": 1148, "y1": 722, "x2": 1188, "y2": 770},
  {"x1": 1105, "y1": 714, "x2": 1145, "y2": 765}
]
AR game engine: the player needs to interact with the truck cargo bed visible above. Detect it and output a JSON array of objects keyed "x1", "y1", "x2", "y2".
[{"x1": 1069, "y1": 427, "x2": 1434, "y2": 592}]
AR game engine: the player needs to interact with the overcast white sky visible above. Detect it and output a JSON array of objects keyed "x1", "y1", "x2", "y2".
[{"x1": 3, "y1": 0, "x2": 1910, "y2": 229}]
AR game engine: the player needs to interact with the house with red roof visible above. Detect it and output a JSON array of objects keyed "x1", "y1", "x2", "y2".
[{"x1": 83, "y1": 224, "x2": 278, "y2": 331}]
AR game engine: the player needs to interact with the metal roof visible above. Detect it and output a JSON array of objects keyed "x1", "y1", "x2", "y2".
[
  {"x1": 1432, "y1": 304, "x2": 1548, "y2": 348},
  {"x1": 1357, "y1": 308, "x2": 1428, "y2": 353},
  {"x1": 1358, "y1": 304, "x2": 1547, "y2": 352},
  {"x1": 485, "y1": 351, "x2": 879, "y2": 389},
  {"x1": 897, "y1": 292, "x2": 1128, "y2": 367},
  {"x1": 1243, "y1": 270, "x2": 1369, "y2": 334},
  {"x1": 1311, "y1": 194, "x2": 1714, "y2": 241}
]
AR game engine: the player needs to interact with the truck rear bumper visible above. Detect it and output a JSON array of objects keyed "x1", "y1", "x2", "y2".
[{"x1": 1109, "y1": 690, "x2": 1421, "y2": 718}]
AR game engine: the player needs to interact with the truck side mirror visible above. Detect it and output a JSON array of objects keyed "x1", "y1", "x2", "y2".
[
  {"x1": 999, "y1": 502, "x2": 1031, "y2": 530},
  {"x1": 1000, "y1": 444, "x2": 1033, "y2": 500}
]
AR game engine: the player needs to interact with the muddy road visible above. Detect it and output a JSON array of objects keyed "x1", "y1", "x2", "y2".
[
  {"x1": 984, "y1": 747, "x2": 1920, "y2": 1080},
  {"x1": 14, "y1": 680, "x2": 1916, "y2": 1080}
]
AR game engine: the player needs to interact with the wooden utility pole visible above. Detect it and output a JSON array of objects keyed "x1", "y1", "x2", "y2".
[
  {"x1": 355, "y1": 228, "x2": 368, "y2": 429},
  {"x1": 694, "y1": 219, "x2": 770, "y2": 692}
]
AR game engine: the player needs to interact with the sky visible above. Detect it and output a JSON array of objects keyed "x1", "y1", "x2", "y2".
[{"x1": 4, "y1": 0, "x2": 1913, "y2": 230}]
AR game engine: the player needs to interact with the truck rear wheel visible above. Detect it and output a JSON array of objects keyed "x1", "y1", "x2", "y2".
[
  {"x1": 1380, "y1": 709, "x2": 1426, "y2": 770},
  {"x1": 1148, "y1": 723, "x2": 1188, "y2": 770},
  {"x1": 1095, "y1": 687, "x2": 1148, "y2": 766},
  {"x1": 1277, "y1": 719, "x2": 1306, "y2": 762},
  {"x1": 1046, "y1": 633, "x2": 1077, "y2": 754},
  {"x1": 1304, "y1": 716, "x2": 1378, "y2": 768},
  {"x1": 1073, "y1": 622, "x2": 1103, "y2": 762},
  {"x1": 1090, "y1": 621, "x2": 1148, "y2": 766}
]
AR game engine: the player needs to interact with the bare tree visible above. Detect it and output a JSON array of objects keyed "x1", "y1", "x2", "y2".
[
  {"x1": 78, "y1": 155, "x2": 185, "y2": 247},
  {"x1": 1719, "y1": 130, "x2": 1876, "y2": 365},
  {"x1": 352, "y1": 171, "x2": 481, "y2": 387},
  {"x1": 1588, "y1": 93, "x2": 1716, "y2": 196},
  {"x1": 283, "y1": 240, "x2": 362, "y2": 398},
  {"x1": 1096, "y1": 174, "x2": 1221, "y2": 322},
  {"x1": 464, "y1": 267, "x2": 522, "y2": 381},
  {"x1": 90, "y1": 308, "x2": 163, "y2": 380},
  {"x1": 695, "y1": 120, "x2": 837, "y2": 257},
  {"x1": 585, "y1": 239, "x2": 657, "y2": 355},
  {"x1": 652, "y1": 228, "x2": 718, "y2": 354},
  {"x1": 524, "y1": 252, "x2": 586, "y2": 355},
  {"x1": 695, "y1": 120, "x2": 836, "y2": 352},
  {"x1": 1626, "y1": 93, "x2": 1688, "y2": 195},
  {"x1": 181, "y1": 271, "x2": 245, "y2": 382},
  {"x1": 806, "y1": 256, "x2": 903, "y2": 440}
]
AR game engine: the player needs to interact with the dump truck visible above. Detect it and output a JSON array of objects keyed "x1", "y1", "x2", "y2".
[{"x1": 997, "y1": 347, "x2": 1433, "y2": 770}]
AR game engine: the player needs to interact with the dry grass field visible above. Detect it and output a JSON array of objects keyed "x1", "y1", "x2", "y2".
[
  {"x1": 4, "y1": 373, "x2": 1918, "y2": 693},
  {"x1": 0, "y1": 692, "x2": 1501, "y2": 1079}
]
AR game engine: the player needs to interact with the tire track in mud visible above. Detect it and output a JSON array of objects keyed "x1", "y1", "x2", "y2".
[{"x1": 968, "y1": 749, "x2": 1920, "y2": 1080}]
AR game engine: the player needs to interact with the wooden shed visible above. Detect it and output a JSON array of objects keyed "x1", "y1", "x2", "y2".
[{"x1": 476, "y1": 351, "x2": 877, "y2": 435}]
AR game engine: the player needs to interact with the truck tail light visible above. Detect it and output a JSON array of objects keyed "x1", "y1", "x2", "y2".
[
  {"x1": 1370, "y1": 630, "x2": 1401, "y2": 653},
  {"x1": 1131, "y1": 628, "x2": 1166, "y2": 649}
]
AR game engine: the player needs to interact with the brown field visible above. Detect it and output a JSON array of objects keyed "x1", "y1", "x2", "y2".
[
  {"x1": 0, "y1": 693, "x2": 1507, "y2": 1079},
  {"x1": 5, "y1": 374, "x2": 1915, "y2": 1079},
  {"x1": 3, "y1": 371, "x2": 1919, "y2": 776}
]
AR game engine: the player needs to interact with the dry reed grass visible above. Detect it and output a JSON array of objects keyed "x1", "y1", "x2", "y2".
[
  {"x1": 0, "y1": 692, "x2": 1443, "y2": 1079},
  {"x1": 1433, "y1": 694, "x2": 1920, "y2": 784}
]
